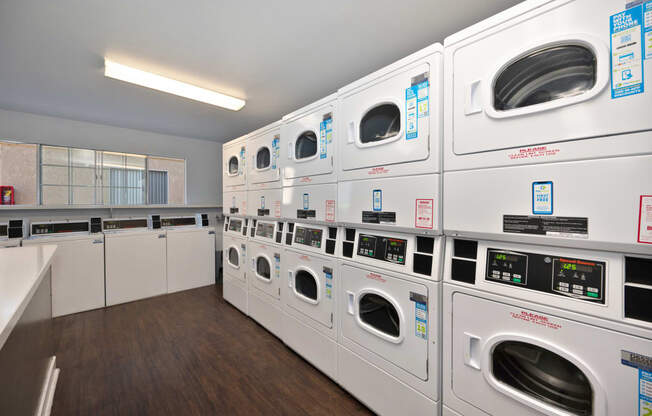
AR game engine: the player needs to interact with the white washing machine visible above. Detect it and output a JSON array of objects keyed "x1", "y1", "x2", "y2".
[
  {"x1": 280, "y1": 221, "x2": 340, "y2": 380},
  {"x1": 23, "y1": 219, "x2": 105, "y2": 317},
  {"x1": 246, "y1": 121, "x2": 282, "y2": 191},
  {"x1": 222, "y1": 134, "x2": 247, "y2": 192},
  {"x1": 222, "y1": 215, "x2": 249, "y2": 314},
  {"x1": 337, "y1": 43, "x2": 443, "y2": 233},
  {"x1": 247, "y1": 217, "x2": 285, "y2": 338},
  {"x1": 338, "y1": 226, "x2": 443, "y2": 416},
  {"x1": 443, "y1": 0, "x2": 652, "y2": 254},
  {"x1": 0, "y1": 220, "x2": 24, "y2": 248},
  {"x1": 163, "y1": 215, "x2": 216, "y2": 294},
  {"x1": 280, "y1": 94, "x2": 338, "y2": 224},
  {"x1": 442, "y1": 236, "x2": 652, "y2": 416},
  {"x1": 104, "y1": 217, "x2": 167, "y2": 306},
  {"x1": 223, "y1": 189, "x2": 247, "y2": 217}
]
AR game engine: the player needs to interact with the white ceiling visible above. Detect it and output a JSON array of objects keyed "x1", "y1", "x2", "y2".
[{"x1": 0, "y1": 0, "x2": 522, "y2": 142}]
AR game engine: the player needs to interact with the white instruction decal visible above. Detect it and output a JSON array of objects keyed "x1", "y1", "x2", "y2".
[
  {"x1": 638, "y1": 195, "x2": 652, "y2": 244},
  {"x1": 325, "y1": 200, "x2": 336, "y2": 223},
  {"x1": 611, "y1": 6, "x2": 645, "y2": 98},
  {"x1": 415, "y1": 199, "x2": 434, "y2": 229}
]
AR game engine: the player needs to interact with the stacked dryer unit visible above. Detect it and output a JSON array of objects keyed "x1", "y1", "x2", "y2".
[
  {"x1": 245, "y1": 121, "x2": 285, "y2": 337},
  {"x1": 222, "y1": 133, "x2": 250, "y2": 312},
  {"x1": 336, "y1": 43, "x2": 445, "y2": 416},
  {"x1": 442, "y1": 1, "x2": 652, "y2": 415}
]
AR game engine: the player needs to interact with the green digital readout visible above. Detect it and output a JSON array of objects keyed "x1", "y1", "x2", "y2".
[
  {"x1": 495, "y1": 254, "x2": 507, "y2": 261},
  {"x1": 562, "y1": 262, "x2": 577, "y2": 271}
]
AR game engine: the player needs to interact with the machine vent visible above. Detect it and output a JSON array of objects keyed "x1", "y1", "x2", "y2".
[
  {"x1": 328, "y1": 227, "x2": 338, "y2": 239},
  {"x1": 624, "y1": 256, "x2": 652, "y2": 324},
  {"x1": 275, "y1": 232, "x2": 282, "y2": 244},
  {"x1": 288, "y1": 222, "x2": 295, "y2": 233},
  {"x1": 454, "y1": 239, "x2": 478, "y2": 259},
  {"x1": 413, "y1": 253, "x2": 433, "y2": 276},
  {"x1": 224, "y1": 218, "x2": 229, "y2": 232},
  {"x1": 345, "y1": 228, "x2": 356, "y2": 241},
  {"x1": 326, "y1": 239, "x2": 336, "y2": 255},
  {"x1": 451, "y1": 259, "x2": 476, "y2": 284},
  {"x1": 342, "y1": 242, "x2": 354, "y2": 258},
  {"x1": 90, "y1": 217, "x2": 102, "y2": 233},
  {"x1": 417, "y1": 236, "x2": 435, "y2": 254},
  {"x1": 285, "y1": 233, "x2": 293, "y2": 245}
]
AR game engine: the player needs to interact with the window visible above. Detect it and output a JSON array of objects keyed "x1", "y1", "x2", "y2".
[
  {"x1": 295, "y1": 131, "x2": 317, "y2": 159},
  {"x1": 492, "y1": 341, "x2": 592, "y2": 415},
  {"x1": 295, "y1": 270, "x2": 318, "y2": 301},
  {"x1": 359, "y1": 293, "x2": 400, "y2": 337},
  {"x1": 256, "y1": 256, "x2": 271, "y2": 280},
  {"x1": 494, "y1": 45, "x2": 597, "y2": 111},
  {"x1": 256, "y1": 147, "x2": 271, "y2": 169},
  {"x1": 360, "y1": 103, "x2": 401, "y2": 143},
  {"x1": 38, "y1": 145, "x2": 186, "y2": 206},
  {"x1": 0, "y1": 142, "x2": 38, "y2": 205}
]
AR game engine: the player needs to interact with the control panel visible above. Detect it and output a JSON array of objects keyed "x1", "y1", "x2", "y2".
[
  {"x1": 32, "y1": 221, "x2": 89, "y2": 235},
  {"x1": 102, "y1": 219, "x2": 148, "y2": 230},
  {"x1": 357, "y1": 234, "x2": 406, "y2": 265},
  {"x1": 485, "y1": 248, "x2": 605, "y2": 303},
  {"x1": 294, "y1": 226, "x2": 322, "y2": 248},
  {"x1": 162, "y1": 217, "x2": 196, "y2": 227},
  {"x1": 255, "y1": 222, "x2": 275, "y2": 239},
  {"x1": 228, "y1": 218, "x2": 242, "y2": 232}
]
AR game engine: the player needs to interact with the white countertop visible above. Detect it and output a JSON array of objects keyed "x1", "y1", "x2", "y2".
[{"x1": 0, "y1": 245, "x2": 57, "y2": 350}]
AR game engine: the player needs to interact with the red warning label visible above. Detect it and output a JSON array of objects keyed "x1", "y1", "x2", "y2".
[
  {"x1": 508, "y1": 146, "x2": 560, "y2": 160},
  {"x1": 638, "y1": 195, "x2": 652, "y2": 244},
  {"x1": 368, "y1": 167, "x2": 390, "y2": 175},
  {"x1": 511, "y1": 311, "x2": 562, "y2": 330},
  {"x1": 273, "y1": 200, "x2": 281, "y2": 218},
  {"x1": 325, "y1": 200, "x2": 336, "y2": 223},
  {"x1": 415, "y1": 199, "x2": 434, "y2": 229}
]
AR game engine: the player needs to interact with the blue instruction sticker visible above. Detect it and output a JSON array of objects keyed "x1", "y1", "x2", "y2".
[
  {"x1": 325, "y1": 273, "x2": 333, "y2": 299},
  {"x1": 260, "y1": 196, "x2": 265, "y2": 209},
  {"x1": 272, "y1": 137, "x2": 279, "y2": 169},
  {"x1": 640, "y1": 370, "x2": 652, "y2": 416},
  {"x1": 415, "y1": 302, "x2": 427, "y2": 340},
  {"x1": 532, "y1": 181, "x2": 553, "y2": 215},
  {"x1": 405, "y1": 86, "x2": 418, "y2": 140},
  {"x1": 644, "y1": 1, "x2": 652, "y2": 60},
  {"x1": 274, "y1": 253, "x2": 280, "y2": 279},
  {"x1": 325, "y1": 118, "x2": 333, "y2": 143},
  {"x1": 611, "y1": 6, "x2": 645, "y2": 98},
  {"x1": 319, "y1": 120, "x2": 328, "y2": 159},
  {"x1": 373, "y1": 189, "x2": 382, "y2": 212},
  {"x1": 239, "y1": 147, "x2": 245, "y2": 172},
  {"x1": 303, "y1": 193, "x2": 309, "y2": 210},
  {"x1": 416, "y1": 81, "x2": 429, "y2": 118}
]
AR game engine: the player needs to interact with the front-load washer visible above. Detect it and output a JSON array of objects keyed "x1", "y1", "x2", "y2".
[
  {"x1": 337, "y1": 43, "x2": 443, "y2": 234},
  {"x1": 442, "y1": 236, "x2": 652, "y2": 416},
  {"x1": 247, "y1": 217, "x2": 285, "y2": 338},
  {"x1": 443, "y1": 0, "x2": 652, "y2": 254},
  {"x1": 23, "y1": 219, "x2": 105, "y2": 317},
  {"x1": 163, "y1": 215, "x2": 215, "y2": 294},
  {"x1": 337, "y1": 227, "x2": 443, "y2": 416},
  {"x1": 104, "y1": 217, "x2": 167, "y2": 306},
  {"x1": 222, "y1": 134, "x2": 247, "y2": 192},
  {"x1": 246, "y1": 121, "x2": 282, "y2": 191},
  {"x1": 223, "y1": 189, "x2": 247, "y2": 217},
  {"x1": 280, "y1": 221, "x2": 340, "y2": 380},
  {"x1": 222, "y1": 216, "x2": 249, "y2": 314},
  {"x1": 0, "y1": 219, "x2": 24, "y2": 247}
]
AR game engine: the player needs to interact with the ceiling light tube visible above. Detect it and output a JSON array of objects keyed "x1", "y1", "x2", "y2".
[{"x1": 104, "y1": 59, "x2": 245, "y2": 111}]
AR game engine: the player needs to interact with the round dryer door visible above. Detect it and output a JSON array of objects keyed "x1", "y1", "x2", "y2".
[
  {"x1": 358, "y1": 292, "x2": 401, "y2": 339},
  {"x1": 228, "y1": 156, "x2": 239, "y2": 175},
  {"x1": 294, "y1": 269, "x2": 318, "y2": 303},
  {"x1": 359, "y1": 103, "x2": 401, "y2": 144},
  {"x1": 256, "y1": 147, "x2": 271, "y2": 170},
  {"x1": 227, "y1": 246, "x2": 240, "y2": 268},
  {"x1": 492, "y1": 341, "x2": 592, "y2": 415},
  {"x1": 295, "y1": 131, "x2": 318, "y2": 160},
  {"x1": 256, "y1": 256, "x2": 271, "y2": 281}
]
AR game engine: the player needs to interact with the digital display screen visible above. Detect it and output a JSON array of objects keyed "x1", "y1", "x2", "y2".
[
  {"x1": 228, "y1": 219, "x2": 242, "y2": 232},
  {"x1": 494, "y1": 253, "x2": 520, "y2": 262},
  {"x1": 294, "y1": 226, "x2": 323, "y2": 248},
  {"x1": 256, "y1": 222, "x2": 275, "y2": 239},
  {"x1": 162, "y1": 217, "x2": 196, "y2": 227},
  {"x1": 560, "y1": 261, "x2": 593, "y2": 273}
]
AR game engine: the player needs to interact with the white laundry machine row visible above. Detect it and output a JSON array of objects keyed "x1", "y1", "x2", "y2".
[
  {"x1": 247, "y1": 217, "x2": 285, "y2": 338},
  {"x1": 443, "y1": 0, "x2": 652, "y2": 254},
  {"x1": 0, "y1": 219, "x2": 25, "y2": 247},
  {"x1": 442, "y1": 237, "x2": 652, "y2": 416},
  {"x1": 222, "y1": 134, "x2": 247, "y2": 192},
  {"x1": 280, "y1": 221, "x2": 340, "y2": 380},
  {"x1": 222, "y1": 215, "x2": 250, "y2": 314},
  {"x1": 163, "y1": 214, "x2": 215, "y2": 294},
  {"x1": 22, "y1": 218, "x2": 105, "y2": 317},
  {"x1": 103, "y1": 216, "x2": 167, "y2": 306},
  {"x1": 337, "y1": 226, "x2": 444, "y2": 415},
  {"x1": 246, "y1": 121, "x2": 282, "y2": 191}
]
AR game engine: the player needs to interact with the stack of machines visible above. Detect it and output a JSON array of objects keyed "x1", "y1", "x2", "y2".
[
  {"x1": 441, "y1": 1, "x2": 652, "y2": 415},
  {"x1": 221, "y1": 1, "x2": 652, "y2": 414}
]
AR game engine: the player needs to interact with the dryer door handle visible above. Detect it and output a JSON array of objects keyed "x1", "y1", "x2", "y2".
[
  {"x1": 346, "y1": 291, "x2": 356, "y2": 315},
  {"x1": 347, "y1": 121, "x2": 355, "y2": 144},
  {"x1": 464, "y1": 332, "x2": 482, "y2": 370},
  {"x1": 287, "y1": 142, "x2": 293, "y2": 159},
  {"x1": 288, "y1": 270, "x2": 293, "y2": 288},
  {"x1": 465, "y1": 80, "x2": 483, "y2": 115}
]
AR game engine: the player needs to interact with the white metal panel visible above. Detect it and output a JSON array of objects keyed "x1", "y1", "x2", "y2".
[
  {"x1": 105, "y1": 230, "x2": 167, "y2": 306},
  {"x1": 281, "y1": 183, "x2": 337, "y2": 224},
  {"x1": 338, "y1": 43, "x2": 443, "y2": 181},
  {"x1": 450, "y1": 292, "x2": 650, "y2": 416},
  {"x1": 222, "y1": 136, "x2": 247, "y2": 191},
  {"x1": 281, "y1": 94, "x2": 337, "y2": 186},
  {"x1": 166, "y1": 227, "x2": 215, "y2": 293},
  {"x1": 247, "y1": 188, "x2": 282, "y2": 219},
  {"x1": 222, "y1": 190, "x2": 247, "y2": 217},
  {"x1": 23, "y1": 234, "x2": 105, "y2": 317},
  {"x1": 444, "y1": 0, "x2": 652, "y2": 171},
  {"x1": 247, "y1": 241, "x2": 281, "y2": 301},
  {"x1": 246, "y1": 121, "x2": 282, "y2": 190}
]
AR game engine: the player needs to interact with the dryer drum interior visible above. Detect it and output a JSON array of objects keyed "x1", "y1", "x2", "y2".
[
  {"x1": 256, "y1": 147, "x2": 271, "y2": 169},
  {"x1": 358, "y1": 293, "x2": 400, "y2": 337},
  {"x1": 228, "y1": 156, "x2": 239, "y2": 174},
  {"x1": 294, "y1": 270, "x2": 318, "y2": 300},
  {"x1": 295, "y1": 131, "x2": 317, "y2": 159},
  {"x1": 359, "y1": 103, "x2": 401, "y2": 143},
  {"x1": 493, "y1": 45, "x2": 597, "y2": 111},
  {"x1": 256, "y1": 257, "x2": 271, "y2": 280},
  {"x1": 492, "y1": 341, "x2": 592, "y2": 415},
  {"x1": 228, "y1": 247, "x2": 239, "y2": 266}
]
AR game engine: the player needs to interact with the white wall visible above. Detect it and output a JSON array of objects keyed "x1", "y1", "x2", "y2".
[{"x1": 0, "y1": 108, "x2": 222, "y2": 206}]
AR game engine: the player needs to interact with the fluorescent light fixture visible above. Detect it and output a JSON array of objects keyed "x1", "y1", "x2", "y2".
[{"x1": 104, "y1": 59, "x2": 245, "y2": 111}]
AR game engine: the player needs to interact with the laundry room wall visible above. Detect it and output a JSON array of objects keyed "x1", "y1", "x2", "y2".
[{"x1": 0, "y1": 108, "x2": 222, "y2": 206}]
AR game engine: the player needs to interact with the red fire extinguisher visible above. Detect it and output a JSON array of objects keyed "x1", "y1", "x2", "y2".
[{"x1": 0, "y1": 186, "x2": 14, "y2": 205}]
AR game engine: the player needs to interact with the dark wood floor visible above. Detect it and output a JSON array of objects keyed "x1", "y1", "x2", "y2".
[{"x1": 52, "y1": 284, "x2": 373, "y2": 416}]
